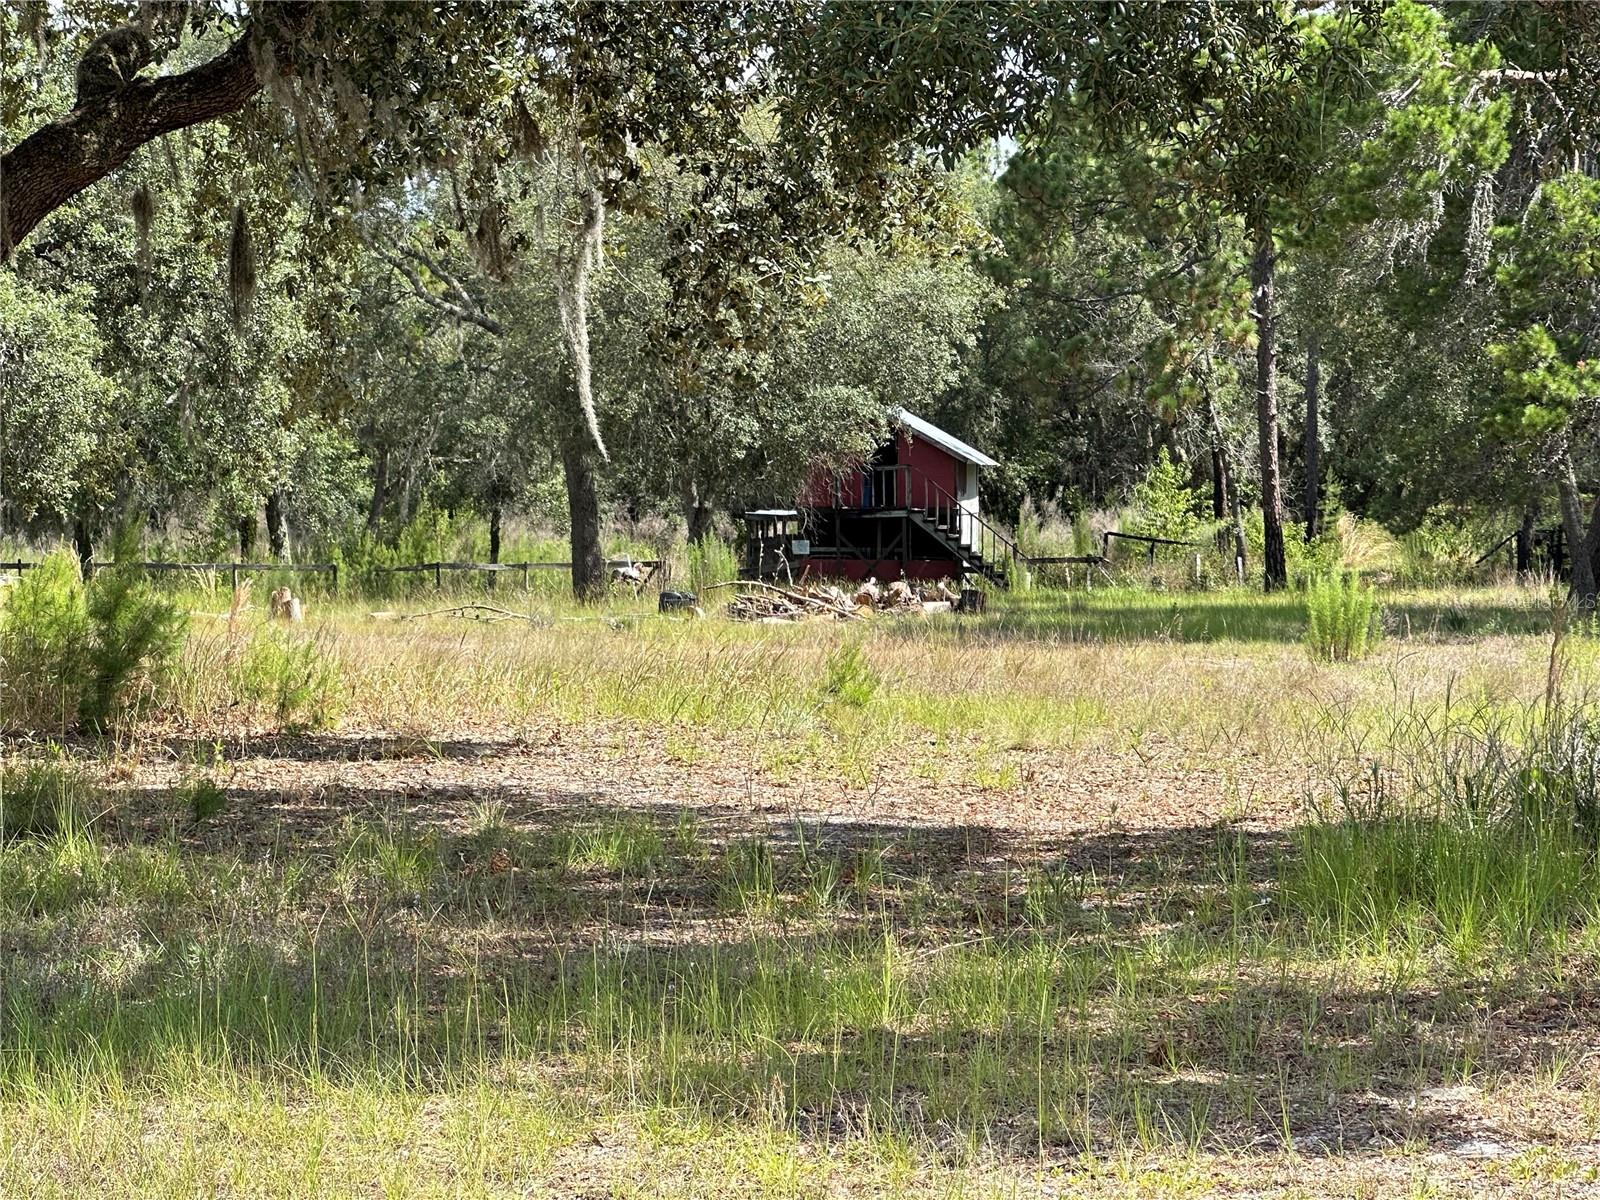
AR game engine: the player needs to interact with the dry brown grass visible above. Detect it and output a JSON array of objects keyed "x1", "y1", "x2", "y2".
[{"x1": 6, "y1": 583, "x2": 1596, "y2": 1198}]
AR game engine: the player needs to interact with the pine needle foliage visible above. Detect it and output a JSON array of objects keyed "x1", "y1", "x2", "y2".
[
  {"x1": 0, "y1": 547, "x2": 186, "y2": 733},
  {"x1": 1305, "y1": 570, "x2": 1379, "y2": 662}
]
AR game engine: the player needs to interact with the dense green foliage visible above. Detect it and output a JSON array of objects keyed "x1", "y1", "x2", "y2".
[
  {"x1": 3, "y1": 0, "x2": 1600, "y2": 602},
  {"x1": 0, "y1": 550, "x2": 186, "y2": 732}
]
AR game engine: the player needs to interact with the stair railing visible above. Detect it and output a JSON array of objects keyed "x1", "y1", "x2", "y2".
[{"x1": 909, "y1": 469, "x2": 1024, "y2": 582}]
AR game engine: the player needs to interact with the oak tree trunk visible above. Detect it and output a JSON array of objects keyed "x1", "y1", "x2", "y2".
[
  {"x1": 1303, "y1": 328, "x2": 1322, "y2": 542},
  {"x1": 561, "y1": 429, "x2": 605, "y2": 603},
  {"x1": 73, "y1": 518, "x2": 94, "y2": 577},
  {"x1": 238, "y1": 514, "x2": 256, "y2": 560},
  {"x1": 682, "y1": 480, "x2": 715, "y2": 544},
  {"x1": 1251, "y1": 222, "x2": 1288, "y2": 591},
  {"x1": 265, "y1": 488, "x2": 289, "y2": 561},
  {"x1": 367, "y1": 445, "x2": 388, "y2": 535},
  {"x1": 1585, "y1": 487, "x2": 1600, "y2": 598},
  {"x1": 1516, "y1": 508, "x2": 1535, "y2": 577},
  {"x1": 489, "y1": 504, "x2": 503, "y2": 565}
]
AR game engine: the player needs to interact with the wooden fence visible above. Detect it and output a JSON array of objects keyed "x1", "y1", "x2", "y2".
[
  {"x1": 370, "y1": 560, "x2": 665, "y2": 588},
  {"x1": 1, "y1": 560, "x2": 338, "y2": 590},
  {"x1": 1099, "y1": 530, "x2": 1200, "y2": 565},
  {"x1": 0, "y1": 559, "x2": 664, "y2": 591}
]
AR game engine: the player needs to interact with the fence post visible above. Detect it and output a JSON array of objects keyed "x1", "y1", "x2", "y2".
[
  {"x1": 434, "y1": 562, "x2": 443, "y2": 590},
  {"x1": 330, "y1": 563, "x2": 339, "y2": 593}
]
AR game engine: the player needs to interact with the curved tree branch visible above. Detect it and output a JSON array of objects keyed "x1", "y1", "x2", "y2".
[
  {"x1": 366, "y1": 237, "x2": 505, "y2": 336},
  {"x1": 1, "y1": 4, "x2": 311, "y2": 260}
]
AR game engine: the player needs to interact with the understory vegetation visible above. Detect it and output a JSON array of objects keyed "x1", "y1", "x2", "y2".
[{"x1": 3, "y1": 582, "x2": 1599, "y2": 1195}]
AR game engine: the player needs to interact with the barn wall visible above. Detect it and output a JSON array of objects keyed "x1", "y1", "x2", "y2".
[
  {"x1": 798, "y1": 434, "x2": 965, "y2": 511},
  {"x1": 897, "y1": 431, "x2": 961, "y2": 506}
]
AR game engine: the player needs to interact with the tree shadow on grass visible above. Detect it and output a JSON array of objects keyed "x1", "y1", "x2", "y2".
[
  {"x1": 151, "y1": 730, "x2": 527, "y2": 763},
  {"x1": 5, "y1": 770, "x2": 1590, "y2": 1165}
]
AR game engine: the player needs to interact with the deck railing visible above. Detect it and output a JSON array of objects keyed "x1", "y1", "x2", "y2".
[{"x1": 822, "y1": 464, "x2": 1024, "y2": 579}]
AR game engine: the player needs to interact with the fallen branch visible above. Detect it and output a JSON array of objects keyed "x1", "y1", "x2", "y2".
[{"x1": 371, "y1": 604, "x2": 547, "y2": 624}]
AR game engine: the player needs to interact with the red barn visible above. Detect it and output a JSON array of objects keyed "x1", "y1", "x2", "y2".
[{"x1": 742, "y1": 408, "x2": 1018, "y2": 586}]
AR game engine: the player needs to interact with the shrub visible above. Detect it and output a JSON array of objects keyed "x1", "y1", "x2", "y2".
[
  {"x1": 0, "y1": 550, "x2": 186, "y2": 732},
  {"x1": 0, "y1": 758, "x2": 95, "y2": 840},
  {"x1": 78, "y1": 561, "x2": 188, "y2": 730},
  {"x1": 1126, "y1": 448, "x2": 1205, "y2": 544},
  {"x1": 1305, "y1": 570, "x2": 1379, "y2": 662},
  {"x1": 231, "y1": 628, "x2": 343, "y2": 730},
  {"x1": 182, "y1": 776, "x2": 228, "y2": 825},
  {"x1": 0, "y1": 552, "x2": 90, "y2": 730},
  {"x1": 822, "y1": 641, "x2": 879, "y2": 708}
]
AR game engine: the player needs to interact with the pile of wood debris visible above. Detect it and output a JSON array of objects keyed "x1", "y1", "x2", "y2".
[{"x1": 723, "y1": 578, "x2": 962, "y2": 622}]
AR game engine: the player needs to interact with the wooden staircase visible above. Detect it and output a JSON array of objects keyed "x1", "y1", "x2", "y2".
[
  {"x1": 901, "y1": 471, "x2": 1022, "y2": 588},
  {"x1": 909, "y1": 509, "x2": 1010, "y2": 585}
]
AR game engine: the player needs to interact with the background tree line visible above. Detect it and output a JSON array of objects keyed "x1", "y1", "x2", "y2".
[{"x1": 6, "y1": 1, "x2": 1600, "y2": 598}]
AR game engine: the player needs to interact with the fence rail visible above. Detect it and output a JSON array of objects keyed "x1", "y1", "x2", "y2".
[
  {"x1": 0, "y1": 558, "x2": 665, "y2": 591},
  {"x1": 1100, "y1": 530, "x2": 1199, "y2": 566},
  {"x1": 370, "y1": 559, "x2": 664, "y2": 589},
  {"x1": 1, "y1": 560, "x2": 338, "y2": 589}
]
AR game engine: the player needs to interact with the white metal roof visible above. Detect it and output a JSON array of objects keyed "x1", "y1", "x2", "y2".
[{"x1": 893, "y1": 407, "x2": 999, "y2": 468}]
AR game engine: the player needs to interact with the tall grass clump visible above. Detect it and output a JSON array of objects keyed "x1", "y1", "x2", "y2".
[
  {"x1": 0, "y1": 758, "x2": 95, "y2": 840},
  {"x1": 1284, "y1": 702, "x2": 1600, "y2": 955},
  {"x1": 821, "y1": 640, "x2": 879, "y2": 708},
  {"x1": 230, "y1": 628, "x2": 343, "y2": 730},
  {"x1": 0, "y1": 549, "x2": 186, "y2": 732},
  {"x1": 1304, "y1": 570, "x2": 1379, "y2": 662},
  {"x1": 684, "y1": 534, "x2": 740, "y2": 594}
]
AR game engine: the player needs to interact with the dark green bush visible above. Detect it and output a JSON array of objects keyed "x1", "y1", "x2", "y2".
[{"x1": 0, "y1": 549, "x2": 187, "y2": 733}]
